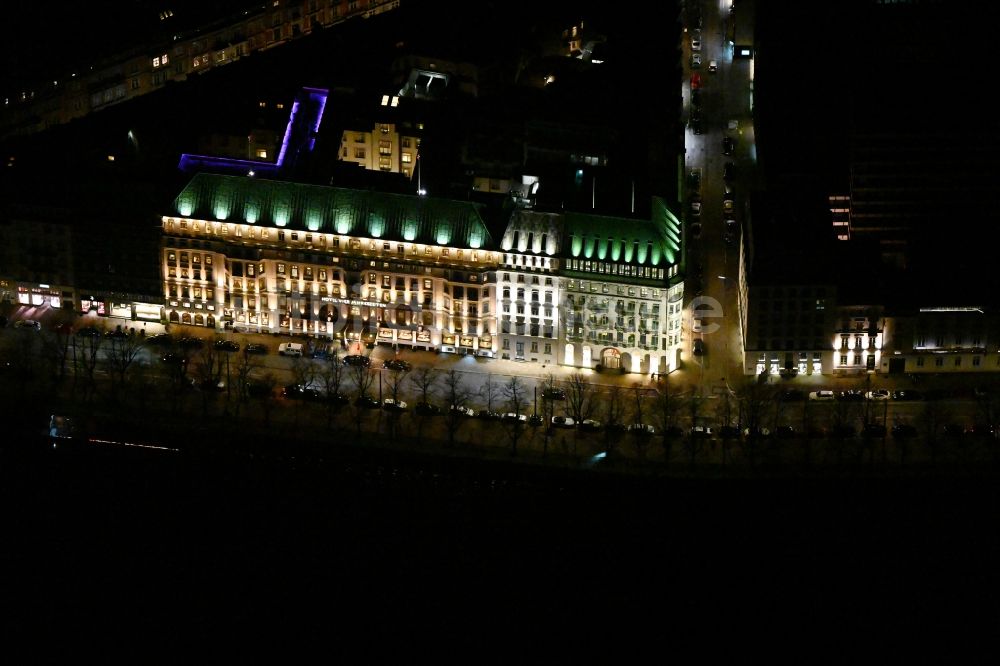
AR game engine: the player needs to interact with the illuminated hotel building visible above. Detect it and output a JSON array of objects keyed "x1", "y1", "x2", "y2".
[
  {"x1": 162, "y1": 174, "x2": 686, "y2": 370},
  {"x1": 163, "y1": 173, "x2": 498, "y2": 354}
]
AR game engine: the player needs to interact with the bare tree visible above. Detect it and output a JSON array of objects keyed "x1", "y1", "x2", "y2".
[
  {"x1": 231, "y1": 350, "x2": 261, "y2": 419},
  {"x1": 290, "y1": 355, "x2": 317, "y2": 389},
  {"x1": 383, "y1": 366, "x2": 410, "y2": 441},
  {"x1": 409, "y1": 367, "x2": 440, "y2": 446},
  {"x1": 735, "y1": 377, "x2": 779, "y2": 466},
  {"x1": 193, "y1": 343, "x2": 224, "y2": 418},
  {"x1": 602, "y1": 386, "x2": 627, "y2": 455},
  {"x1": 319, "y1": 350, "x2": 346, "y2": 428},
  {"x1": 651, "y1": 374, "x2": 683, "y2": 464},
  {"x1": 348, "y1": 363, "x2": 376, "y2": 436},
  {"x1": 74, "y1": 333, "x2": 104, "y2": 403},
  {"x1": 442, "y1": 370, "x2": 472, "y2": 448},
  {"x1": 566, "y1": 372, "x2": 594, "y2": 424},
  {"x1": 501, "y1": 375, "x2": 529, "y2": 457},
  {"x1": 104, "y1": 332, "x2": 146, "y2": 403},
  {"x1": 479, "y1": 373, "x2": 499, "y2": 415}
]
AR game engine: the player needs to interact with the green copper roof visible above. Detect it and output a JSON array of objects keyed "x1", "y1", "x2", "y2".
[
  {"x1": 172, "y1": 173, "x2": 494, "y2": 249},
  {"x1": 562, "y1": 197, "x2": 682, "y2": 267}
]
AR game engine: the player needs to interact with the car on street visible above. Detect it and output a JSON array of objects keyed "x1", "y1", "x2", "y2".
[
  {"x1": 551, "y1": 415, "x2": 575, "y2": 428},
  {"x1": 808, "y1": 390, "x2": 836, "y2": 401},
  {"x1": 502, "y1": 412, "x2": 527, "y2": 423},
  {"x1": 214, "y1": 339, "x2": 240, "y2": 352},
  {"x1": 382, "y1": 398, "x2": 408, "y2": 411},
  {"x1": 580, "y1": 419, "x2": 602, "y2": 432},
  {"x1": 692, "y1": 318, "x2": 706, "y2": 333},
  {"x1": 723, "y1": 231, "x2": 735, "y2": 245},
  {"x1": 105, "y1": 328, "x2": 127, "y2": 339},
  {"x1": 690, "y1": 73, "x2": 701, "y2": 90},
  {"x1": 688, "y1": 168, "x2": 702, "y2": 190},
  {"x1": 838, "y1": 390, "x2": 864, "y2": 402},
  {"x1": 14, "y1": 319, "x2": 41, "y2": 331},
  {"x1": 690, "y1": 222, "x2": 702, "y2": 240},
  {"x1": 723, "y1": 162, "x2": 735, "y2": 182},
  {"x1": 450, "y1": 405, "x2": 475, "y2": 417},
  {"x1": 178, "y1": 337, "x2": 204, "y2": 349},
  {"x1": 354, "y1": 395, "x2": 381, "y2": 409},
  {"x1": 690, "y1": 201, "x2": 702, "y2": 217},
  {"x1": 528, "y1": 414, "x2": 544, "y2": 427},
  {"x1": 891, "y1": 390, "x2": 921, "y2": 401},
  {"x1": 160, "y1": 352, "x2": 186, "y2": 366},
  {"x1": 691, "y1": 88, "x2": 702, "y2": 107},
  {"x1": 477, "y1": 409, "x2": 502, "y2": 420},
  {"x1": 415, "y1": 402, "x2": 442, "y2": 416},
  {"x1": 863, "y1": 424, "x2": 887, "y2": 438},
  {"x1": 245, "y1": 343, "x2": 268, "y2": 355},
  {"x1": 690, "y1": 425, "x2": 713, "y2": 438},
  {"x1": 383, "y1": 359, "x2": 412, "y2": 372},
  {"x1": 725, "y1": 218, "x2": 738, "y2": 231},
  {"x1": 708, "y1": 59, "x2": 718, "y2": 73},
  {"x1": 744, "y1": 427, "x2": 771, "y2": 438},
  {"x1": 146, "y1": 333, "x2": 173, "y2": 346},
  {"x1": 892, "y1": 424, "x2": 917, "y2": 439},
  {"x1": 865, "y1": 389, "x2": 890, "y2": 401},
  {"x1": 76, "y1": 326, "x2": 100, "y2": 338},
  {"x1": 691, "y1": 37, "x2": 701, "y2": 51},
  {"x1": 722, "y1": 136, "x2": 734, "y2": 155},
  {"x1": 723, "y1": 198, "x2": 735, "y2": 215},
  {"x1": 780, "y1": 390, "x2": 805, "y2": 402},
  {"x1": 283, "y1": 384, "x2": 323, "y2": 401},
  {"x1": 542, "y1": 388, "x2": 566, "y2": 400},
  {"x1": 343, "y1": 355, "x2": 371, "y2": 367},
  {"x1": 692, "y1": 339, "x2": 705, "y2": 355},
  {"x1": 628, "y1": 423, "x2": 655, "y2": 436},
  {"x1": 831, "y1": 425, "x2": 856, "y2": 439},
  {"x1": 691, "y1": 53, "x2": 701, "y2": 68}
]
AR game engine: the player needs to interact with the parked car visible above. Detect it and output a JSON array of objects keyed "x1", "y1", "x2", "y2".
[
  {"x1": 744, "y1": 427, "x2": 771, "y2": 438},
  {"x1": 719, "y1": 425, "x2": 740, "y2": 439},
  {"x1": 450, "y1": 405, "x2": 475, "y2": 417},
  {"x1": 14, "y1": 319, "x2": 41, "y2": 331},
  {"x1": 477, "y1": 409, "x2": 502, "y2": 421},
  {"x1": 891, "y1": 390, "x2": 922, "y2": 401},
  {"x1": 105, "y1": 328, "x2": 127, "y2": 339},
  {"x1": 214, "y1": 339, "x2": 240, "y2": 352},
  {"x1": 722, "y1": 136, "x2": 734, "y2": 155},
  {"x1": 146, "y1": 333, "x2": 173, "y2": 346},
  {"x1": 692, "y1": 339, "x2": 705, "y2": 356},
  {"x1": 780, "y1": 390, "x2": 805, "y2": 402},
  {"x1": 283, "y1": 384, "x2": 323, "y2": 401},
  {"x1": 382, "y1": 398, "x2": 408, "y2": 412},
  {"x1": 528, "y1": 415, "x2": 545, "y2": 427},
  {"x1": 690, "y1": 425, "x2": 713, "y2": 438},
  {"x1": 809, "y1": 390, "x2": 836, "y2": 401},
  {"x1": 245, "y1": 343, "x2": 268, "y2": 355},
  {"x1": 343, "y1": 355, "x2": 371, "y2": 367},
  {"x1": 891, "y1": 424, "x2": 917, "y2": 439},
  {"x1": 551, "y1": 415, "x2": 576, "y2": 428},
  {"x1": 691, "y1": 37, "x2": 701, "y2": 52},
  {"x1": 502, "y1": 412, "x2": 527, "y2": 423},
  {"x1": 178, "y1": 337, "x2": 204, "y2": 349},
  {"x1": 863, "y1": 424, "x2": 887, "y2": 438},
  {"x1": 690, "y1": 201, "x2": 702, "y2": 217},
  {"x1": 838, "y1": 390, "x2": 865, "y2": 402},
  {"x1": 580, "y1": 419, "x2": 602, "y2": 432},
  {"x1": 76, "y1": 326, "x2": 100, "y2": 338},
  {"x1": 415, "y1": 402, "x2": 442, "y2": 416},
  {"x1": 865, "y1": 389, "x2": 890, "y2": 401},
  {"x1": 351, "y1": 395, "x2": 378, "y2": 409},
  {"x1": 383, "y1": 359, "x2": 412, "y2": 372},
  {"x1": 628, "y1": 423, "x2": 655, "y2": 436},
  {"x1": 691, "y1": 53, "x2": 702, "y2": 68},
  {"x1": 160, "y1": 352, "x2": 186, "y2": 365},
  {"x1": 690, "y1": 222, "x2": 702, "y2": 239},
  {"x1": 541, "y1": 388, "x2": 566, "y2": 401},
  {"x1": 723, "y1": 198, "x2": 735, "y2": 215},
  {"x1": 708, "y1": 59, "x2": 718, "y2": 73}
]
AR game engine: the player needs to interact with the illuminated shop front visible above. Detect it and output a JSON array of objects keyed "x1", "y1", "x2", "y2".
[{"x1": 19, "y1": 284, "x2": 64, "y2": 308}]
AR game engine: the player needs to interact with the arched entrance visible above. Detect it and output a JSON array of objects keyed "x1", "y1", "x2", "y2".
[
  {"x1": 564, "y1": 343, "x2": 575, "y2": 366},
  {"x1": 169, "y1": 311, "x2": 179, "y2": 323},
  {"x1": 318, "y1": 304, "x2": 339, "y2": 324},
  {"x1": 194, "y1": 314, "x2": 204, "y2": 326},
  {"x1": 601, "y1": 347, "x2": 621, "y2": 370},
  {"x1": 582, "y1": 345, "x2": 592, "y2": 368},
  {"x1": 181, "y1": 312, "x2": 191, "y2": 324},
  {"x1": 206, "y1": 315, "x2": 216, "y2": 328}
]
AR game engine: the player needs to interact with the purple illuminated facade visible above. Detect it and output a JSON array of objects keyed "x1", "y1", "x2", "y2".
[{"x1": 178, "y1": 87, "x2": 328, "y2": 177}]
